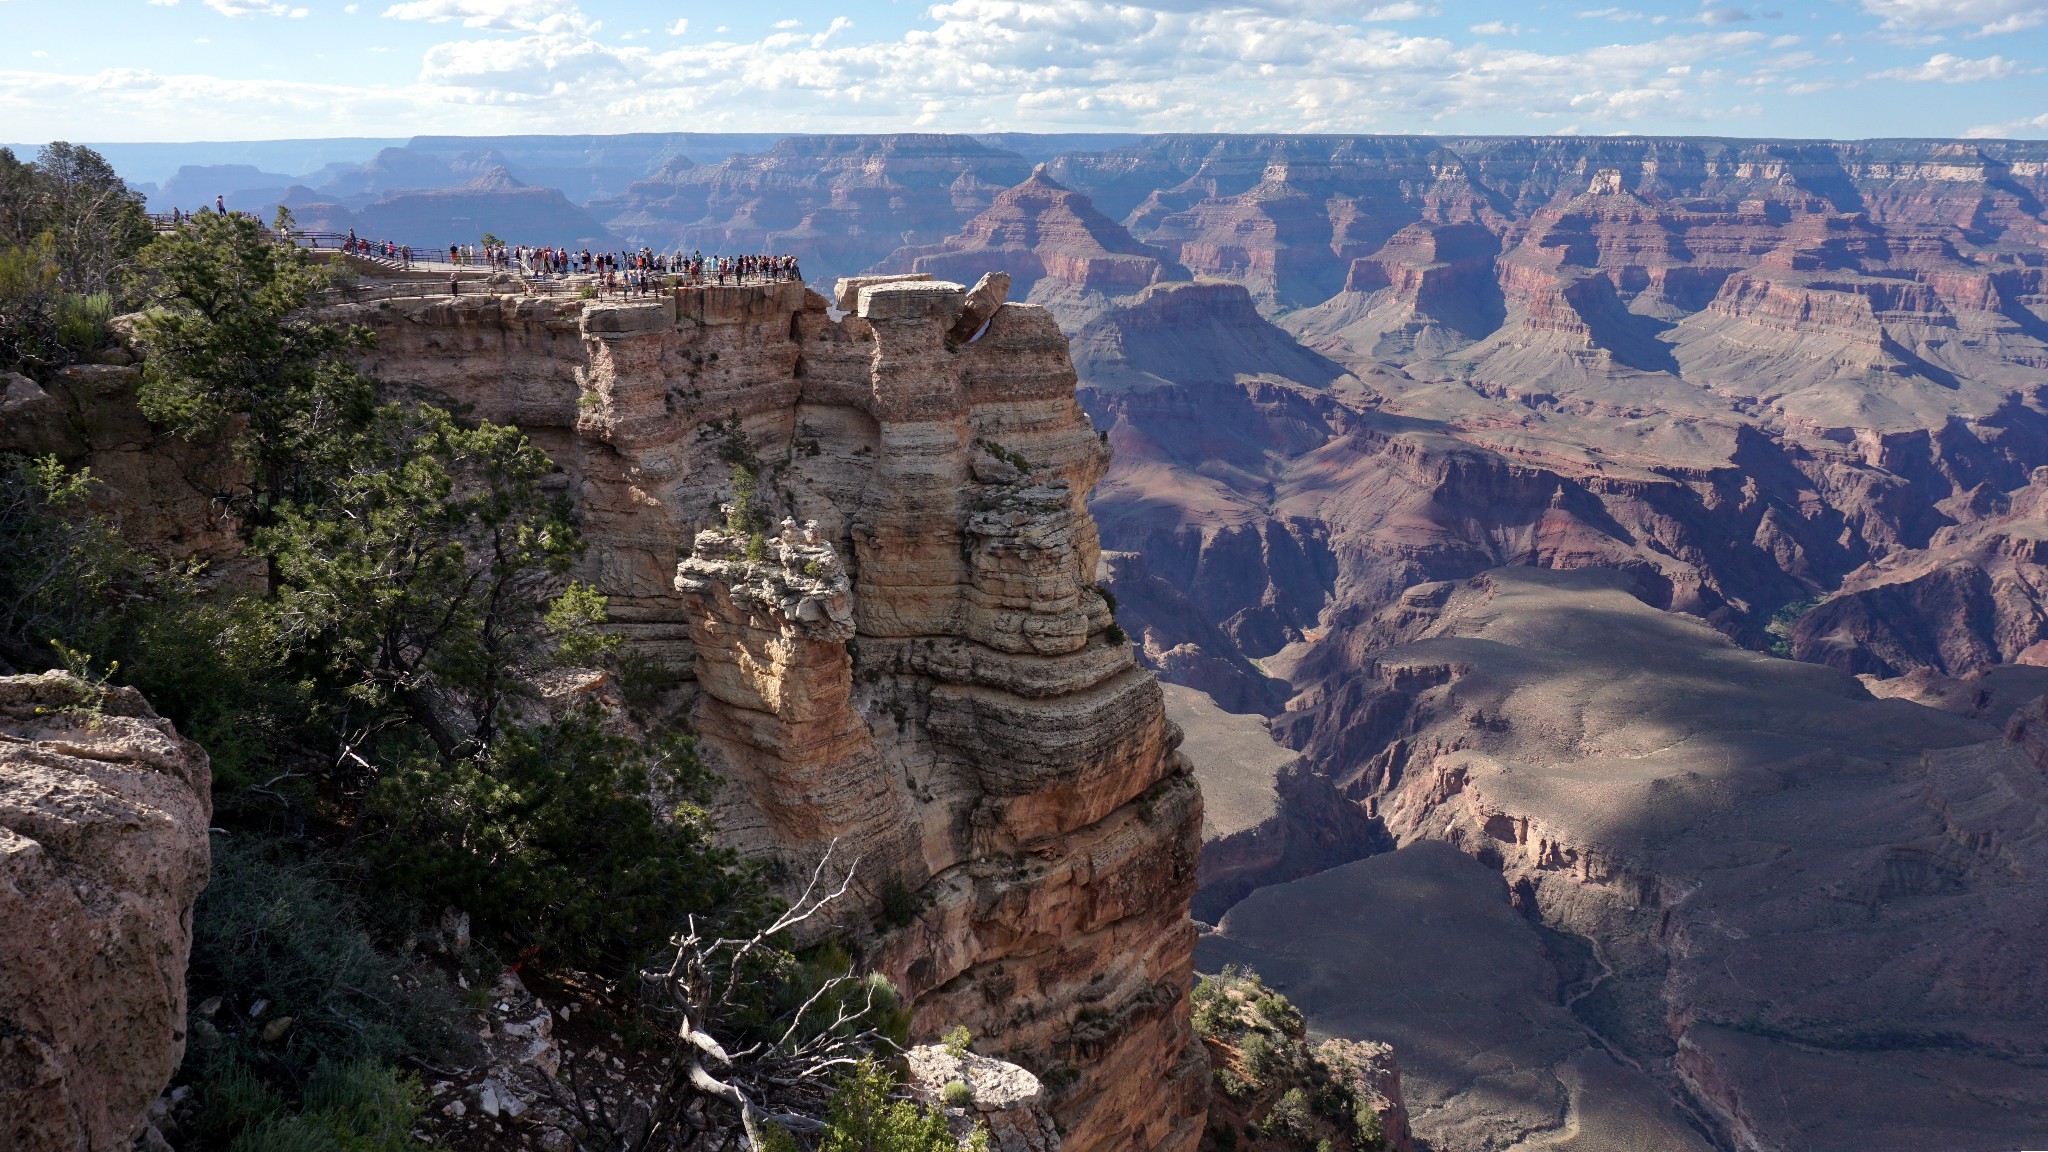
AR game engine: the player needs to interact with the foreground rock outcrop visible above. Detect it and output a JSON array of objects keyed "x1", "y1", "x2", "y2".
[
  {"x1": 905, "y1": 1043, "x2": 1062, "y2": 1152},
  {"x1": 0, "y1": 672, "x2": 212, "y2": 1152},
  {"x1": 346, "y1": 275, "x2": 1207, "y2": 1152}
]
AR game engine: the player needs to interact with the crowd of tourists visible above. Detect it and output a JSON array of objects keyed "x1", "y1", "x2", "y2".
[
  {"x1": 170, "y1": 195, "x2": 804, "y2": 295},
  {"x1": 338, "y1": 231, "x2": 418, "y2": 267},
  {"x1": 441, "y1": 242, "x2": 800, "y2": 290}
]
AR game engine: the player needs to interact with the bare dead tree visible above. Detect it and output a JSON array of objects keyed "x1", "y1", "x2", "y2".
[{"x1": 549, "y1": 843, "x2": 895, "y2": 1152}]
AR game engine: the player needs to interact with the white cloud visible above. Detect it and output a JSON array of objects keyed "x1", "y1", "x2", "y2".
[
  {"x1": 1470, "y1": 20, "x2": 1519, "y2": 35},
  {"x1": 205, "y1": 0, "x2": 292, "y2": 14},
  {"x1": 812, "y1": 16, "x2": 852, "y2": 46},
  {"x1": 1874, "y1": 51, "x2": 2020, "y2": 81},
  {"x1": 1362, "y1": 2, "x2": 1431, "y2": 19},
  {"x1": 380, "y1": 0, "x2": 579, "y2": 32},
  {"x1": 147, "y1": 0, "x2": 179, "y2": 6},
  {"x1": 1861, "y1": 0, "x2": 2048, "y2": 34},
  {"x1": 1969, "y1": 110, "x2": 2048, "y2": 136},
  {"x1": 771, "y1": 18, "x2": 801, "y2": 29},
  {"x1": 0, "y1": 3, "x2": 1833, "y2": 139},
  {"x1": 1579, "y1": 7, "x2": 1645, "y2": 19},
  {"x1": 665, "y1": 17, "x2": 686, "y2": 35}
]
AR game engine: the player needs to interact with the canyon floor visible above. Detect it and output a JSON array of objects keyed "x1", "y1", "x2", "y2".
[{"x1": 1184, "y1": 569, "x2": 2048, "y2": 1151}]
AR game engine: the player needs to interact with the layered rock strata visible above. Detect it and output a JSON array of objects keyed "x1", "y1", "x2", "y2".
[
  {"x1": 876, "y1": 167, "x2": 1189, "y2": 330},
  {"x1": 344, "y1": 276, "x2": 1207, "y2": 1152},
  {"x1": 0, "y1": 672, "x2": 213, "y2": 1152},
  {"x1": 1794, "y1": 465, "x2": 2048, "y2": 676}
]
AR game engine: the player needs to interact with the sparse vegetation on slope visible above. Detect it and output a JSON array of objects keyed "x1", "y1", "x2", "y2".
[{"x1": 1193, "y1": 967, "x2": 1389, "y2": 1152}]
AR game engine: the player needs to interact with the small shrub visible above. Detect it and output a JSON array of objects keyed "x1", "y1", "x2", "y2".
[
  {"x1": 941, "y1": 1079, "x2": 974, "y2": 1108},
  {"x1": 219, "y1": 1059, "x2": 426, "y2": 1152},
  {"x1": 1265, "y1": 1087, "x2": 1314, "y2": 1143},
  {"x1": 187, "y1": 833, "x2": 470, "y2": 1085},
  {"x1": 1241, "y1": 1032, "x2": 1276, "y2": 1081},
  {"x1": 818, "y1": 1057, "x2": 987, "y2": 1152},
  {"x1": 181, "y1": 839, "x2": 462, "y2": 1150},
  {"x1": 1103, "y1": 622, "x2": 1128, "y2": 646},
  {"x1": 1192, "y1": 993, "x2": 1235, "y2": 1037},
  {"x1": 942, "y1": 1025, "x2": 973, "y2": 1058},
  {"x1": 545, "y1": 580, "x2": 623, "y2": 665},
  {"x1": 878, "y1": 876, "x2": 925, "y2": 929},
  {"x1": 1354, "y1": 1102, "x2": 1389, "y2": 1151},
  {"x1": 1093, "y1": 583, "x2": 1118, "y2": 615},
  {"x1": 1254, "y1": 992, "x2": 1305, "y2": 1037}
]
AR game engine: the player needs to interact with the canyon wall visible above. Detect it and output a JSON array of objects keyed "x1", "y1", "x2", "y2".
[{"x1": 346, "y1": 277, "x2": 1207, "y2": 1152}]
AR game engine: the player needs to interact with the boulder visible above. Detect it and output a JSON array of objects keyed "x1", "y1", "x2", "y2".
[
  {"x1": 905, "y1": 1044, "x2": 1061, "y2": 1152},
  {"x1": 0, "y1": 672, "x2": 211, "y2": 1152}
]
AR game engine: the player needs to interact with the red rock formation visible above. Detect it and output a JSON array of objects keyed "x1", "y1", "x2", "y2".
[
  {"x1": 1110, "y1": 143, "x2": 1500, "y2": 313},
  {"x1": 876, "y1": 168, "x2": 1187, "y2": 329},
  {"x1": 345, "y1": 277, "x2": 1207, "y2": 1152},
  {"x1": 1285, "y1": 222, "x2": 1502, "y2": 364},
  {"x1": 1794, "y1": 466, "x2": 2048, "y2": 676},
  {"x1": 0, "y1": 366, "x2": 241, "y2": 576}
]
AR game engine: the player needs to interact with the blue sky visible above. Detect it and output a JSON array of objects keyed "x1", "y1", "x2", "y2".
[{"x1": 5, "y1": 0, "x2": 2048, "y2": 142}]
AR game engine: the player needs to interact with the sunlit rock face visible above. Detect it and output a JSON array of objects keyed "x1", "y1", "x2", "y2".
[{"x1": 347, "y1": 277, "x2": 1208, "y2": 1152}]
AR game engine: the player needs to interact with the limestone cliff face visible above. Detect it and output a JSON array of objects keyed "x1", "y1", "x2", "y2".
[
  {"x1": 0, "y1": 366, "x2": 241, "y2": 576},
  {"x1": 346, "y1": 277, "x2": 1207, "y2": 1152}
]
